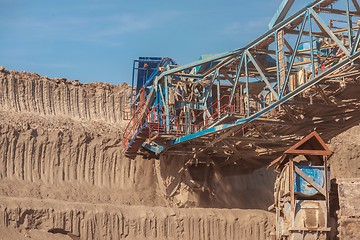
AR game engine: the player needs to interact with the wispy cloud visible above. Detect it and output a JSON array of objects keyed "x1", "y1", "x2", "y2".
[{"x1": 0, "y1": 13, "x2": 155, "y2": 47}]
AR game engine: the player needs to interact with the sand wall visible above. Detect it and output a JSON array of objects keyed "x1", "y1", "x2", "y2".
[
  {"x1": 0, "y1": 68, "x2": 129, "y2": 123},
  {"x1": 0, "y1": 68, "x2": 161, "y2": 206},
  {"x1": 329, "y1": 124, "x2": 360, "y2": 179},
  {"x1": 0, "y1": 197, "x2": 275, "y2": 240}
]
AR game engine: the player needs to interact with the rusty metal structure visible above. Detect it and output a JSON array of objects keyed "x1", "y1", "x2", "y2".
[
  {"x1": 123, "y1": 0, "x2": 360, "y2": 204},
  {"x1": 269, "y1": 131, "x2": 332, "y2": 240}
]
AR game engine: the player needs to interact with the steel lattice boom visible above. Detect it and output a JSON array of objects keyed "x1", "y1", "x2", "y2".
[{"x1": 123, "y1": 0, "x2": 360, "y2": 175}]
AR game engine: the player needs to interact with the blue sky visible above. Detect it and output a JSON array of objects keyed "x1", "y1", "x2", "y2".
[{"x1": 0, "y1": 0, "x2": 288, "y2": 84}]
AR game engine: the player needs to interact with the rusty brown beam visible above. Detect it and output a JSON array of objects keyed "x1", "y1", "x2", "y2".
[
  {"x1": 353, "y1": 0, "x2": 360, "y2": 13},
  {"x1": 222, "y1": 140, "x2": 263, "y2": 166},
  {"x1": 318, "y1": 7, "x2": 360, "y2": 16},
  {"x1": 285, "y1": 29, "x2": 326, "y2": 37}
]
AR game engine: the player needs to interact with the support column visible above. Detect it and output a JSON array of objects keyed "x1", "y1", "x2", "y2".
[
  {"x1": 164, "y1": 76, "x2": 170, "y2": 133},
  {"x1": 277, "y1": 30, "x2": 286, "y2": 97}
]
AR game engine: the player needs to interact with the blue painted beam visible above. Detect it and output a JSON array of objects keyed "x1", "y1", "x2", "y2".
[
  {"x1": 308, "y1": 11, "x2": 316, "y2": 79},
  {"x1": 228, "y1": 54, "x2": 246, "y2": 111},
  {"x1": 158, "y1": 51, "x2": 240, "y2": 79},
  {"x1": 351, "y1": 28, "x2": 360, "y2": 55},
  {"x1": 310, "y1": 8, "x2": 350, "y2": 56},
  {"x1": 280, "y1": 13, "x2": 308, "y2": 97},
  {"x1": 268, "y1": 0, "x2": 295, "y2": 29},
  {"x1": 142, "y1": 142, "x2": 164, "y2": 155},
  {"x1": 246, "y1": 50, "x2": 279, "y2": 100}
]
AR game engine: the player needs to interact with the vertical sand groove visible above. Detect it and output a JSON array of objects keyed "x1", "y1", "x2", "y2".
[
  {"x1": 0, "y1": 69, "x2": 129, "y2": 123},
  {"x1": 0, "y1": 110, "x2": 161, "y2": 206}
]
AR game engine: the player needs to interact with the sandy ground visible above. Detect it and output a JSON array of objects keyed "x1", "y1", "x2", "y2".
[
  {"x1": 0, "y1": 196, "x2": 275, "y2": 240},
  {"x1": 0, "y1": 226, "x2": 74, "y2": 240}
]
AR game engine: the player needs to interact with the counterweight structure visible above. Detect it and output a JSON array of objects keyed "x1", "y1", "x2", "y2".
[{"x1": 123, "y1": 0, "x2": 360, "y2": 201}]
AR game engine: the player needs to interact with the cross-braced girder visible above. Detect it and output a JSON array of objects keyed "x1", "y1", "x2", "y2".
[{"x1": 123, "y1": 0, "x2": 360, "y2": 172}]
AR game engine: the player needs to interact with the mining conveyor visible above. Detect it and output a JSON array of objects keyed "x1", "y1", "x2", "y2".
[{"x1": 123, "y1": 0, "x2": 360, "y2": 205}]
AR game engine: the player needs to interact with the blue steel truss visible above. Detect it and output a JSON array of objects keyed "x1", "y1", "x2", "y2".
[{"x1": 123, "y1": 0, "x2": 360, "y2": 170}]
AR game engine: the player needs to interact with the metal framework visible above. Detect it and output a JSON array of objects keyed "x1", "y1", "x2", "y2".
[
  {"x1": 123, "y1": 0, "x2": 360, "y2": 177},
  {"x1": 269, "y1": 131, "x2": 332, "y2": 240}
]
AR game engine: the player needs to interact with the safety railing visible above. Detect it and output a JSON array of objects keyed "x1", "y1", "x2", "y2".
[
  {"x1": 122, "y1": 102, "x2": 151, "y2": 149},
  {"x1": 145, "y1": 95, "x2": 236, "y2": 136},
  {"x1": 124, "y1": 92, "x2": 271, "y2": 150}
]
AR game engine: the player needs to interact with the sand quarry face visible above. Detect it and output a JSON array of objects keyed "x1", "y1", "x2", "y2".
[{"x1": 0, "y1": 67, "x2": 359, "y2": 239}]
